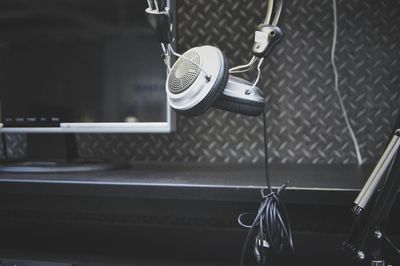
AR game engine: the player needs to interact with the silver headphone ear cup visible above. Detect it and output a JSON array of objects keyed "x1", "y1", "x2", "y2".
[
  {"x1": 212, "y1": 75, "x2": 265, "y2": 116},
  {"x1": 178, "y1": 54, "x2": 229, "y2": 117},
  {"x1": 166, "y1": 46, "x2": 229, "y2": 117}
]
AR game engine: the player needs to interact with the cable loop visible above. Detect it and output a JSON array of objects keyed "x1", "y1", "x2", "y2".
[{"x1": 239, "y1": 107, "x2": 293, "y2": 266}]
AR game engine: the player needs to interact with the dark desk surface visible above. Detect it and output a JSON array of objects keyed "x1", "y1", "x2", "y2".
[
  {"x1": 0, "y1": 163, "x2": 372, "y2": 204},
  {"x1": 0, "y1": 163, "x2": 389, "y2": 265}
]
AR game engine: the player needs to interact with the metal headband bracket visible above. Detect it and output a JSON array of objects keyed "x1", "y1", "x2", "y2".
[
  {"x1": 252, "y1": 25, "x2": 283, "y2": 58},
  {"x1": 145, "y1": 0, "x2": 173, "y2": 44},
  {"x1": 252, "y1": 0, "x2": 284, "y2": 58}
]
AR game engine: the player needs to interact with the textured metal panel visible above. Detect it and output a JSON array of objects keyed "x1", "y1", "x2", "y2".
[
  {"x1": 0, "y1": 134, "x2": 26, "y2": 160},
  {"x1": 2, "y1": 0, "x2": 400, "y2": 164}
]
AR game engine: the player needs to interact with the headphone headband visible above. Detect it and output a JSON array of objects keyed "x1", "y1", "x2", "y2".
[
  {"x1": 145, "y1": 0, "x2": 284, "y2": 45},
  {"x1": 147, "y1": 0, "x2": 167, "y2": 12},
  {"x1": 145, "y1": 0, "x2": 285, "y2": 117},
  {"x1": 264, "y1": 0, "x2": 284, "y2": 26}
]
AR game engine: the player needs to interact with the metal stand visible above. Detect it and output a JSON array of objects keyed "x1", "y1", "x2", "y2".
[
  {"x1": 371, "y1": 260, "x2": 386, "y2": 266},
  {"x1": 344, "y1": 125, "x2": 400, "y2": 265},
  {"x1": 353, "y1": 130, "x2": 400, "y2": 214}
]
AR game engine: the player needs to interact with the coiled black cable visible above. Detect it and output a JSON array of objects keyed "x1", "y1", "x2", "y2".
[{"x1": 238, "y1": 107, "x2": 294, "y2": 266}]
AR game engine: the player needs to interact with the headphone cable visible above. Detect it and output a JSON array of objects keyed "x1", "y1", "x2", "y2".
[
  {"x1": 239, "y1": 106, "x2": 294, "y2": 266},
  {"x1": 262, "y1": 106, "x2": 272, "y2": 193}
]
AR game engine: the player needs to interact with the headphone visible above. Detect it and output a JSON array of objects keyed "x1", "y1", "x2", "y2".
[{"x1": 146, "y1": 0, "x2": 284, "y2": 117}]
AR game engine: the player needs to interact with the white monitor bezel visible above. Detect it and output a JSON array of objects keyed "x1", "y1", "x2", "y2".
[{"x1": 0, "y1": 0, "x2": 176, "y2": 134}]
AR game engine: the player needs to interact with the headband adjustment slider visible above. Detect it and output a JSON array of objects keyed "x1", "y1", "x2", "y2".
[{"x1": 252, "y1": 25, "x2": 283, "y2": 58}]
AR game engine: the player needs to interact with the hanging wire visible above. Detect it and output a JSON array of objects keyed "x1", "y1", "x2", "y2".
[
  {"x1": 331, "y1": 0, "x2": 363, "y2": 165},
  {"x1": 238, "y1": 107, "x2": 294, "y2": 266},
  {"x1": 246, "y1": 58, "x2": 265, "y2": 95}
]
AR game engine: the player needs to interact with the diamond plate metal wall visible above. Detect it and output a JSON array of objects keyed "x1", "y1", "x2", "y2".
[
  {"x1": 2, "y1": 0, "x2": 400, "y2": 164},
  {"x1": 0, "y1": 134, "x2": 26, "y2": 160}
]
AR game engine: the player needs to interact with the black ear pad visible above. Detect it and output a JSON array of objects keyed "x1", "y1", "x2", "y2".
[
  {"x1": 213, "y1": 94, "x2": 264, "y2": 116},
  {"x1": 177, "y1": 53, "x2": 230, "y2": 117}
]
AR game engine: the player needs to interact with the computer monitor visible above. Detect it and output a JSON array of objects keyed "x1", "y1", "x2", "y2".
[
  {"x1": 0, "y1": 0, "x2": 176, "y2": 172},
  {"x1": 0, "y1": 0, "x2": 175, "y2": 134}
]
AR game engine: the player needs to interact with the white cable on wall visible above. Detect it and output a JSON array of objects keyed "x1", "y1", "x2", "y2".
[{"x1": 331, "y1": 0, "x2": 363, "y2": 165}]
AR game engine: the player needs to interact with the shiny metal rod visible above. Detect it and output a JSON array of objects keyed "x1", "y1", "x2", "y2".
[{"x1": 353, "y1": 130, "x2": 400, "y2": 214}]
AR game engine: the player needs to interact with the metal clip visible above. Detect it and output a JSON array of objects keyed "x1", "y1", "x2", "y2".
[{"x1": 252, "y1": 25, "x2": 283, "y2": 58}]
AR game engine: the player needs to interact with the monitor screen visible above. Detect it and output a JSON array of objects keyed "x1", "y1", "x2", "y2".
[{"x1": 0, "y1": 0, "x2": 174, "y2": 133}]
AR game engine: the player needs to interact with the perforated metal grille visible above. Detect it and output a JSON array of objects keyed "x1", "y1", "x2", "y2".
[{"x1": 168, "y1": 51, "x2": 201, "y2": 94}]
